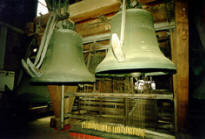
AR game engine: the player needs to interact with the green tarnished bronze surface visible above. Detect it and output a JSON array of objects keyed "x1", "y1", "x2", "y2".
[
  {"x1": 95, "y1": 9, "x2": 176, "y2": 75},
  {"x1": 17, "y1": 76, "x2": 50, "y2": 104},
  {"x1": 32, "y1": 29, "x2": 95, "y2": 83}
]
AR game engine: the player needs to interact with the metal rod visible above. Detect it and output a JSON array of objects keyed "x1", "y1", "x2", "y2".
[
  {"x1": 61, "y1": 85, "x2": 65, "y2": 129},
  {"x1": 120, "y1": 0, "x2": 126, "y2": 46}
]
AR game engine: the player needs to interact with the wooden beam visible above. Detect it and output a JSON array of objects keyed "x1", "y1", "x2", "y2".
[
  {"x1": 171, "y1": 0, "x2": 189, "y2": 132},
  {"x1": 170, "y1": 28, "x2": 178, "y2": 132},
  {"x1": 34, "y1": 0, "x2": 121, "y2": 25},
  {"x1": 79, "y1": 100, "x2": 124, "y2": 106},
  {"x1": 138, "y1": 0, "x2": 157, "y2": 5},
  {"x1": 48, "y1": 85, "x2": 77, "y2": 126},
  {"x1": 65, "y1": 114, "x2": 124, "y2": 120},
  {"x1": 65, "y1": 92, "x2": 173, "y2": 100},
  {"x1": 144, "y1": 3, "x2": 168, "y2": 22},
  {"x1": 79, "y1": 105, "x2": 124, "y2": 114},
  {"x1": 69, "y1": 0, "x2": 121, "y2": 22}
]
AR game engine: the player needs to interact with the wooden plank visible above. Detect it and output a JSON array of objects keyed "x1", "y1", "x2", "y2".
[
  {"x1": 80, "y1": 105, "x2": 124, "y2": 114},
  {"x1": 138, "y1": 0, "x2": 157, "y2": 4},
  {"x1": 79, "y1": 100, "x2": 124, "y2": 106},
  {"x1": 69, "y1": 0, "x2": 121, "y2": 22},
  {"x1": 75, "y1": 14, "x2": 113, "y2": 37},
  {"x1": 172, "y1": 0, "x2": 189, "y2": 132},
  {"x1": 64, "y1": 86, "x2": 77, "y2": 113},
  {"x1": 170, "y1": 27, "x2": 178, "y2": 132},
  {"x1": 66, "y1": 92, "x2": 173, "y2": 100},
  {"x1": 65, "y1": 114, "x2": 124, "y2": 120},
  {"x1": 48, "y1": 85, "x2": 61, "y2": 117},
  {"x1": 34, "y1": 0, "x2": 121, "y2": 25},
  {"x1": 48, "y1": 85, "x2": 77, "y2": 118},
  {"x1": 144, "y1": 3, "x2": 168, "y2": 23},
  {"x1": 80, "y1": 97, "x2": 124, "y2": 102}
]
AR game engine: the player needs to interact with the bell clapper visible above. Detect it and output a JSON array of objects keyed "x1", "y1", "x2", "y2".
[{"x1": 133, "y1": 73, "x2": 156, "y2": 93}]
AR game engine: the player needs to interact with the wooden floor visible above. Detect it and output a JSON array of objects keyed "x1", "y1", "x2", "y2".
[{"x1": 0, "y1": 116, "x2": 72, "y2": 139}]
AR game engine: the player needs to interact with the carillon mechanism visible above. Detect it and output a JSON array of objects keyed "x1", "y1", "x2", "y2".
[
  {"x1": 31, "y1": 29, "x2": 95, "y2": 83},
  {"x1": 134, "y1": 76, "x2": 156, "y2": 93},
  {"x1": 95, "y1": 9, "x2": 176, "y2": 76}
]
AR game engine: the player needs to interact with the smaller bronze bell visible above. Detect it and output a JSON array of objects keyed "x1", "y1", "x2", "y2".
[
  {"x1": 32, "y1": 29, "x2": 95, "y2": 83},
  {"x1": 95, "y1": 9, "x2": 176, "y2": 76}
]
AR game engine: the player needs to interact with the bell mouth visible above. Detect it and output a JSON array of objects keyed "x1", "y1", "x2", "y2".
[
  {"x1": 30, "y1": 79, "x2": 96, "y2": 85},
  {"x1": 31, "y1": 73, "x2": 96, "y2": 84},
  {"x1": 96, "y1": 68, "x2": 176, "y2": 77}
]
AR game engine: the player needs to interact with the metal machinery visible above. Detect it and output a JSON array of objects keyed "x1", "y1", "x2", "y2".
[
  {"x1": 21, "y1": 0, "x2": 176, "y2": 138},
  {"x1": 67, "y1": 6, "x2": 176, "y2": 139}
]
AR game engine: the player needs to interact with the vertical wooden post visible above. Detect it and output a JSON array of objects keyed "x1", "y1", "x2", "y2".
[{"x1": 171, "y1": 0, "x2": 189, "y2": 132}]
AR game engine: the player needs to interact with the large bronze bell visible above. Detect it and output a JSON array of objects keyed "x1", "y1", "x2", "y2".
[
  {"x1": 32, "y1": 29, "x2": 95, "y2": 83},
  {"x1": 17, "y1": 76, "x2": 50, "y2": 104},
  {"x1": 95, "y1": 9, "x2": 176, "y2": 75}
]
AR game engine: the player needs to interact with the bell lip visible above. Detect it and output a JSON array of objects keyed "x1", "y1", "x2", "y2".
[
  {"x1": 96, "y1": 71, "x2": 176, "y2": 77},
  {"x1": 95, "y1": 68, "x2": 176, "y2": 77},
  {"x1": 30, "y1": 73, "x2": 96, "y2": 83},
  {"x1": 30, "y1": 79, "x2": 96, "y2": 84}
]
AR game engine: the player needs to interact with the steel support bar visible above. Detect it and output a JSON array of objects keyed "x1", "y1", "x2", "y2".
[
  {"x1": 82, "y1": 33, "x2": 111, "y2": 44},
  {"x1": 61, "y1": 85, "x2": 65, "y2": 129},
  {"x1": 65, "y1": 92, "x2": 173, "y2": 100}
]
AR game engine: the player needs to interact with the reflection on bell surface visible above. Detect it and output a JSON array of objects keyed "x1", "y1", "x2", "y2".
[
  {"x1": 32, "y1": 29, "x2": 95, "y2": 83},
  {"x1": 17, "y1": 76, "x2": 50, "y2": 104},
  {"x1": 95, "y1": 9, "x2": 176, "y2": 75}
]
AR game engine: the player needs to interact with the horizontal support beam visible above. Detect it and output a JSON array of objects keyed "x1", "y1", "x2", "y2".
[
  {"x1": 83, "y1": 44, "x2": 110, "y2": 53},
  {"x1": 65, "y1": 92, "x2": 173, "y2": 100},
  {"x1": 83, "y1": 33, "x2": 111, "y2": 44},
  {"x1": 64, "y1": 114, "x2": 124, "y2": 120},
  {"x1": 79, "y1": 100, "x2": 124, "y2": 106},
  {"x1": 154, "y1": 21, "x2": 175, "y2": 31},
  {"x1": 82, "y1": 21, "x2": 176, "y2": 44},
  {"x1": 0, "y1": 21, "x2": 24, "y2": 34}
]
